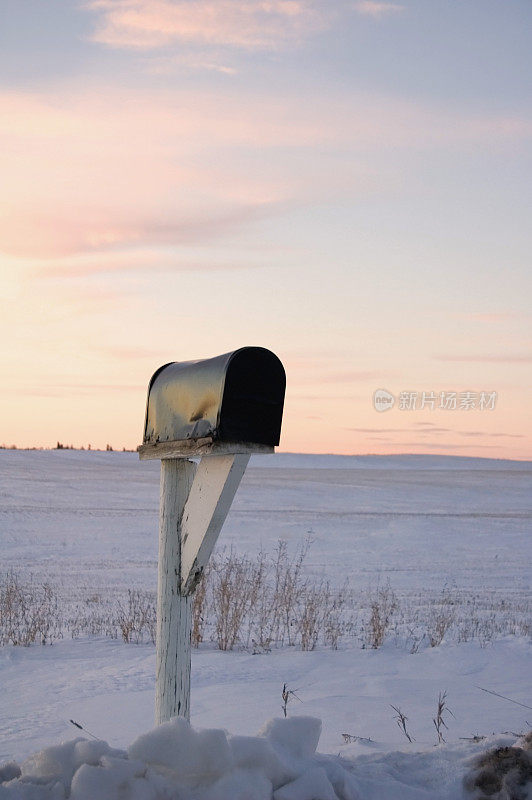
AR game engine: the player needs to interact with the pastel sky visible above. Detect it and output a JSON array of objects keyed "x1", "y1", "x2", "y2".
[{"x1": 1, "y1": 0, "x2": 531, "y2": 457}]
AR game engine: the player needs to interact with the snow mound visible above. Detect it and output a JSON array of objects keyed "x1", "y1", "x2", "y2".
[
  {"x1": 0, "y1": 717, "x2": 359, "y2": 800},
  {"x1": 1, "y1": 717, "x2": 530, "y2": 800}
]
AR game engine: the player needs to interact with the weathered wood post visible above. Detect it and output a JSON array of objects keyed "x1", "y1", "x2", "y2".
[
  {"x1": 156, "y1": 458, "x2": 196, "y2": 722},
  {"x1": 139, "y1": 347, "x2": 285, "y2": 724}
]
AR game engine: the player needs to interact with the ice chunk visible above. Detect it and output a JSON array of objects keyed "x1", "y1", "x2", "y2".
[
  {"x1": 259, "y1": 718, "x2": 322, "y2": 760},
  {"x1": 69, "y1": 762, "x2": 157, "y2": 800},
  {"x1": 194, "y1": 727, "x2": 233, "y2": 781},
  {"x1": 273, "y1": 766, "x2": 339, "y2": 800},
  {"x1": 20, "y1": 739, "x2": 83, "y2": 787},
  {"x1": 229, "y1": 734, "x2": 296, "y2": 788},
  {"x1": 128, "y1": 716, "x2": 194, "y2": 771},
  {"x1": 128, "y1": 716, "x2": 232, "y2": 784},
  {"x1": 70, "y1": 754, "x2": 157, "y2": 800},
  {"x1": 316, "y1": 759, "x2": 361, "y2": 800},
  {"x1": 73, "y1": 739, "x2": 124, "y2": 769}
]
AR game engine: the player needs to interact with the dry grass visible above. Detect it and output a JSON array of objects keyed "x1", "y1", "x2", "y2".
[
  {"x1": 197, "y1": 540, "x2": 355, "y2": 652},
  {"x1": 1, "y1": 543, "x2": 530, "y2": 653},
  {"x1": 364, "y1": 584, "x2": 398, "y2": 649},
  {"x1": 0, "y1": 572, "x2": 62, "y2": 646},
  {"x1": 433, "y1": 690, "x2": 454, "y2": 744},
  {"x1": 463, "y1": 732, "x2": 532, "y2": 799},
  {"x1": 391, "y1": 704, "x2": 415, "y2": 743},
  {"x1": 210, "y1": 551, "x2": 265, "y2": 651},
  {"x1": 116, "y1": 590, "x2": 156, "y2": 644},
  {"x1": 191, "y1": 561, "x2": 210, "y2": 647}
]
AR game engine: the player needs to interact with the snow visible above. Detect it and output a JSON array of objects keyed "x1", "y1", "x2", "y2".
[
  {"x1": 0, "y1": 450, "x2": 531, "y2": 798},
  {"x1": 1, "y1": 715, "x2": 529, "y2": 799},
  {"x1": 260, "y1": 717, "x2": 322, "y2": 761},
  {"x1": 1, "y1": 450, "x2": 530, "y2": 599},
  {"x1": 273, "y1": 765, "x2": 339, "y2": 800},
  {"x1": 1, "y1": 635, "x2": 530, "y2": 766}
]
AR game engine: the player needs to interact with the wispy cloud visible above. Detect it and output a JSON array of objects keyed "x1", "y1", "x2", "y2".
[
  {"x1": 416, "y1": 427, "x2": 452, "y2": 434},
  {"x1": 348, "y1": 426, "x2": 523, "y2": 439},
  {"x1": 37, "y1": 257, "x2": 262, "y2": 278},
  {"x1": 435, "y1": 354, "x2": 532, "y2": 363},
  {"x1": 19, "y1": 382, "x2": 145, "y2": 398},
  {"x1": 456, "y1": 431, "x2": 524, "y2": 439},
  {"x1": 316, "y1": 370, "x2": 386, "y2": 384},
  {"x1": 396, "y1": 442, "x2": 497, "y2": 450},
  {"x1": 143, "y1": 52, "x2": 238, "y2": 75},
  {"x1": 363, "y1": 438, "x2": 499, "y2": 450},
  {"x1": 87, "y1": 0, "x2": 326, "y2": 51},
  {"x1": 20, "y1": 203, "x2": 278, "y2": 262},
  {"x1": 348, "y1": 427, "x2": 413, "y2": 433},
  {"x1": 354, "y1": 1, "x2": 404, "y2": 19},
  {"x1": 2, "y1": 85, "x2": 531, "y2": 259},
  {"x1": 289, "y1": 393, "x2": 367, "y2": 402}
]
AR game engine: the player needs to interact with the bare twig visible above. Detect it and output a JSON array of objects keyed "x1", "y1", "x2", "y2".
[
  {"x1": 433, "y1": 691, "x2": 454, "y2": 744},
  {"x1": 475, "y1": 686, "x2": 532, "y2": 711},
  {"x1": 281, "y1": 683, "x2": 302, "y2": 718},
  {"x1": 391, "y1": 705, "x2": 415, "y2": 742},
  {"x1": 342, "y1": 733, "x2": 374, "y2": 744},
  {"x1": 69, "y1": 719, "x2": 100, "y2": 740}
]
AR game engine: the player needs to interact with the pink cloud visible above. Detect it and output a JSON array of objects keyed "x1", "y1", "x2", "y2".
[
  {"x1": 1, "y1": 85, "x2": 531, "y2": 259},
  {"x1": 20, "y1": 383, "x2": 145, "y2": 397},
  {"x1": 347, "y1": 426, "x2": 523, "y2": 438},
  {"x1": 392, "y1": 442, "x2": 497, "y2": 450},
  {"x1": 38, "y1": 256, "x2": 261, "y2": 278},
  {"x1": 87, "y1": 0, "x2": 326, "y2": 51},
  {"x1": 10, "y1": 204, "x2": 276, "y2": 260},
  {"x1": 458, "y1": 431, "x2": 524, "y2": 438}
]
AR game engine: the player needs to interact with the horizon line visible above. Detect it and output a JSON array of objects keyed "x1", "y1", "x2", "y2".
[{"x1": 1, "y1": 445, "x2": 530, "y2": 464}]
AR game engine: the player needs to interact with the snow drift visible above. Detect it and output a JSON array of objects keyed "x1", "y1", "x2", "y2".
[
  {"x1": 1, "y1": 715, "x2": 530, "y2": 800},
  {"x1": 0, "y1": 715, "x2": 358, "y2": 800}
]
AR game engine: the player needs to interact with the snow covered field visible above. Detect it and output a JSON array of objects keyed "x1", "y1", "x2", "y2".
[{"x1": 0, "y1": 450, "x2": 531, "y2": 798}]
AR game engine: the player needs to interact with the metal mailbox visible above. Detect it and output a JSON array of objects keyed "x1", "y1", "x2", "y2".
[
  {"x1": 141, "y1": 347, "x2": 285, "y2": 454},
  {"x1": 139, "y1": 346, "x2": 285, "y2": 723}
]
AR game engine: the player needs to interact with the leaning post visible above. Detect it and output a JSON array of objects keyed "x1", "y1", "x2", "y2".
[{"x1": 138, "y1": 347, "x2": 285, "y2": 725}]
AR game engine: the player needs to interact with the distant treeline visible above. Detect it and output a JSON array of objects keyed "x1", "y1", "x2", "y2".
[{"x1": 0, "y1": 443, "x2": 136, "y2": 452}]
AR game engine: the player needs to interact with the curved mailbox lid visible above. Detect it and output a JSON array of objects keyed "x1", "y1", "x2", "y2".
[{"x1": 143, "y1": 347, "x2": 285, "y2": 447}]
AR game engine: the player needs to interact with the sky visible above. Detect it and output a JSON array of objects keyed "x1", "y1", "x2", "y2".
[{"x1": 1, "y1": 0, "x2": 531, "y2": 458}]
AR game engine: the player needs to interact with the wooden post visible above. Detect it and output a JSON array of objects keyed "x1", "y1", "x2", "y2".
[
  {"x1": 140, "y1": 349, "x2": 284, "y2": 725},
  {"x1": 181, "y1": 454, "x2": 250, "y2": 595},
  {"x1": 156, "y1": 458, "x2": 196, "y2": 724}
]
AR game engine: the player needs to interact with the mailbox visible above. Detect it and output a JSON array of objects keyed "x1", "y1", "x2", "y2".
[
  {"x1": 139, "y1": 346, "x2": 286, "y2": 723},
  {"x1": 140, "y1": 347, "x2": 285, "y2": 457}
]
